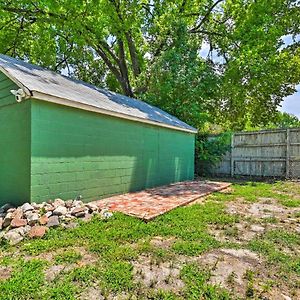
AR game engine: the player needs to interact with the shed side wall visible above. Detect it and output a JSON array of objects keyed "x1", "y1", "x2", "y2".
[
  {"x1": 0, "y1": 72, "x2": 31, "y2": 206},
  {"x1": 31, "y1": 100, "x2": 194, "y2": 202}
]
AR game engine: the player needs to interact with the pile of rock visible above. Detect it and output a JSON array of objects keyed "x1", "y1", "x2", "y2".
[{"x1": 0, "y1": 199, "x2": 112, "y2": 245}]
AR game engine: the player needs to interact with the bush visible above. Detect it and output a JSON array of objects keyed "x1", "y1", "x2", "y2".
[{"x1": 195, "y1": 132, "x2": 231, "y2": 176}]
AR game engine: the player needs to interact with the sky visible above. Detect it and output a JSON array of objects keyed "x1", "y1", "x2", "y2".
[{"x1": 280, "y1": 86, "x2": 300, "y2": 117}]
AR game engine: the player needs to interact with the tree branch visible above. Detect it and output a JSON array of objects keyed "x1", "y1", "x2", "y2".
[
  {"x1": 109, "y1": 0, "x2": 141, "y2": 77},
  {"x1": 153, "y1": 0, "x2": 188, "y2": 57},
  {"x1": 189, "y1": 0, "x2": 225, "y2": 33}
]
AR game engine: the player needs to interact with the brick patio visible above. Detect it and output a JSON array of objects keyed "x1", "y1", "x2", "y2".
[{"x1": 92, "y1": 180, "x2": 230, "y2": 221}]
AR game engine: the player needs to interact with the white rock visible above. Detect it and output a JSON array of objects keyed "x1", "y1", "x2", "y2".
[
  {"x1": 32, "y1": 203, "x2": 43, "y2": 210},
  {"x1": 73, "y1": 200, "x2": 83, "y2": 207},
  {"x1": 16, "y1": 225, "x2": 31, "y2": 236},
  {"x1": 53, "y1": 198, "x2": 65, "y2": 208},
  {"x1": 45, "y1": 204, "x2": 54, "y2": 212},
  {"x1": 86, "y1": 203, "x2": 98, "y2": 212},
  {"x1": 3, "y1": 212, "x2": 13, "y2": 227},
  {"x1": 101, "y1": 209, "x2": 113, "y2": 219},
  {"x1": 45, "y1": 211, "x2": 53, "y2": 218},
  {"x1": 4, "y1": 230, "x2": 24, "y2": 245},
  {"x1": 250, "y1": 224, "x2": 265, "y2": 233},
  {"x1": 20, "y1": 203, "x2": 34, "y2": 212},
  {"x1": 53, "y1": 206, "x2": 68, "y2": 216},
  {"x1": 65, "y1": 200, "x2": 73, "y2": 208},
  {"x1": 27, "y1": 213, "x2": 40, "y2": 226}
]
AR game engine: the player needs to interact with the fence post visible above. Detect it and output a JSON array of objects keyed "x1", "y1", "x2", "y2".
[
  {"x1": 231, "y1": 133, "x2": 235, "y2": 177},
  {"x1": 286, "y1": 128, "x2": 290, "y2": 178}
]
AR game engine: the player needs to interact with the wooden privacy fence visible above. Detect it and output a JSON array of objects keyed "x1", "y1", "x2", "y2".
[{"x1": 211, "y1": 128, "x2": 300, "y2": 178}]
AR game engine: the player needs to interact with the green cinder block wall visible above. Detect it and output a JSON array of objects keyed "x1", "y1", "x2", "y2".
[
  {"x1": 30, "y1": 100, "x2": 195, "y2": 203},
  {"x1": 0, "y1": 73, "x2": 31, "y2": 206},
  {"x1": 0, "y1": 69, "x2": 195, "y2": 205}
]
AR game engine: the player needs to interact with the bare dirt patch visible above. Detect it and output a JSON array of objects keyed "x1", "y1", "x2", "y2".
[
  {"x1": 80, "y1": 286, "x2": 104, "y2": 300},
  {"x1": 149, "y1": 236, "x2": 176, "y2": 249},
  {"x1": 44, "y1": 264, "x2": 67, "y2": 281},
  {"x1": 209, "y1": 221, "x2": 265, "y2": 244},
  {"x1": 226, "y1": 197, "x2": 300, "y2": 220},
  {"x1": 132, "y1": 255, "x2": 184, "y2": 292},
  {"x1": 197, "y1": 248, "x2": 261, "y2": 296},
  {"x1": 224, "y1": 197, "x2": 300, "y2": 234},
  {"x1": 41, "y1": 246, "x2": 99, "y2": 281},
  {"x1": 0, "y1": 266, "x2": 12, "y2": 281}
]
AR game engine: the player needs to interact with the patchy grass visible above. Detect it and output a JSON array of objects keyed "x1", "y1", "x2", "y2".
[
  {"x1": 0, "y1": 259, "x2": 46, "y2": 300},
  {"x1": 180, "y1": 263, "x2": 231, "y2": 299},
  {"x1": 54, "y1": 250, "x2": 82, "y2": 264},
  {"x1": 0, "y1": 179, "x2": 299, "y2": 299}
]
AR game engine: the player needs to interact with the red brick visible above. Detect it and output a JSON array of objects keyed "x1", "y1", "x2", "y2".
[{"x1": 91, "y1": 180, "x2": 231, "y2": 220}]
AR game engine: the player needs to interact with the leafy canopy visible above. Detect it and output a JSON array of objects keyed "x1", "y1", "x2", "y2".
[{"x1": 0, "y1": 0, "x2": 299, "y2": 130}]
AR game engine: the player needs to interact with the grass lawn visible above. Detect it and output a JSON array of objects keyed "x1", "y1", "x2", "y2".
[{"x1": 0, "y1": 180, "x2": 299, "y2": 299}]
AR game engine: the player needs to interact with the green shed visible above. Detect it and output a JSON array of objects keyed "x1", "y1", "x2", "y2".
[{"x1": 0, "y1": 55, "x2": 197, "y2": 206}]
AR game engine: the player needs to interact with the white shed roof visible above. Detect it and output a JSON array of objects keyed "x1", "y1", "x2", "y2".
[{"x1": 0, "y1": 54, "x2": 197, "y2": 133}]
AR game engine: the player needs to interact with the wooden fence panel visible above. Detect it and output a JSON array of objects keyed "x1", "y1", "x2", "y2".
[{"x1": 211, "y1": 128, "x2": 300, "y2": 178}]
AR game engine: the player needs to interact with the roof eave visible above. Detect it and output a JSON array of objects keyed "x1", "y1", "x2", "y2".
[
  {"x1": 31, "y1": 91, "x2": 198, "y2": 134},
  {"x1": 0, "y1": 65, "x2": 32, "y2": 97}
]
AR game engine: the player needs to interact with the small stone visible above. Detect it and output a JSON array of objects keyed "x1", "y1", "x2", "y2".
[
  {"x1": 28, "y1": 226, "x2": 48, "y2": 238},
  {"x1": 45, "y1": 204, "x2": 55, "y2": 212},
  {"x1": 73, "y1": 200, "x2": 83, "y2": 207},
  {"x1": 17, "y1": 225, "x2": 31, "y2": 236},
  {"x1": 7, "y1": 208, "x2": 16, "y2": 213},
  {"x1": 0, "y1": 217, "x2": 3, "y2": 230},
  {"x1": 100, "y1": 209, "x2": 113, "y2": 219},
  {"x1": 53, "y1": 198, "x2": 65, "y2": 208},
  {"x1": 47, "y1": 216, "x2": 59, "y2": 228},
  {"x1": 4, "y1": 230, "x2": 24, "y2": 245},
  {"x1": 0, "y1": 203, "x2": 14, "y2": 214},
  {"x1": 65, "y1": 200, "x2": 73, "y2": 208},
  {"x1": 45, "y1": 211, "x2": 52, "y2": 218},
  {"x1": 10, "y1": 218, "x2": 27, "y2": 228},
  {"x1": 11, "y1": 208, "x2": 23, "y2": 219},
  {"x1": 27, "y1": 213, "x2": 40, "y2": 226},
  {"x1": 3, "y1": 212, "x2": 13, "y2": 228},
  {"x1": 82, "y1": 213, "x2": 92, "y2": 222},
  {"x1": 63, "y1": 222, "x2": 78, "y2": 229},
  {"x1": 85, "y1": 203, "x2": 98, "y2": 212},
  {"x1": 71, "y1": 207, "x2": 87, "y2": 217},
  {"x1": 287, "y1": 218, "x2": 297, "y2": 223},
  {"x1": 250, "y1": 224, "x2": 265, "y2": 232},
  {"x1": 32, "y1": 203, "x2": 43, "y2": 210},
  {"x1": 20, "y1": 203, "x2": 34, "y2": 212},
  {"x1": 53, "y1": 206, "x2": 68, "y2": 216},
  {"x1": 39, "y1": 215, "x2": 49, "y2": 225},
  {"x1": 65, "y1": 213, "x2": 74, "y2": 219}
]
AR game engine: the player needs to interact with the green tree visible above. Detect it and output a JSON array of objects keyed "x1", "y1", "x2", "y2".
[{"x1": 0, "y1": 0, "x2": 299, "y2": 130}]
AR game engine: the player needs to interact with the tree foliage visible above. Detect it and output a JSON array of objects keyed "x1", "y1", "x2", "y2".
[
  {"x1": 246, "y1": 111, "x2": 300, "y2": 130},
  {"x1": 0, "y1": 0, "x2": 299, "y2": 130}
]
